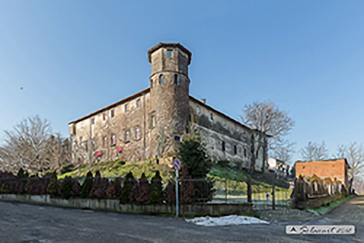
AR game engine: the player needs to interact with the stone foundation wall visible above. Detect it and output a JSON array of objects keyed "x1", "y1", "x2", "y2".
[{"x1": 0, "y1": 194, "x2": 252, "y2": 217}]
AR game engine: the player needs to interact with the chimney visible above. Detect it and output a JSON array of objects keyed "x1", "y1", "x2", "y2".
[{"x1": 201, "y1": 98, "x2": 206, "y2": 104}]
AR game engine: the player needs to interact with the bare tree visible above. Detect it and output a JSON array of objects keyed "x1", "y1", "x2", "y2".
[
  {"x1": 47, "y1": 132, "x2": 71, "y2": 171},
  {"x1": 300, "y1": 141, "x2": 328, "y2": 161},
  {"x1": 334, "y1": 143, "x2": 364, "y2": 181},
  {"x1": 0, "y1": 116, "x2": 53, "y2": 173},
  {"x1": 240, "y1": 100, "x2": 295, "y2": 171},
  {"x1": 273, "y1": 145, "x2": 294, "y2": 164}
]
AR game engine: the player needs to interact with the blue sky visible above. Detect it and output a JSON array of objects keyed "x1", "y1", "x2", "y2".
[{"x1": 0, "y1": 1, "x2": 363, "y2": 164}]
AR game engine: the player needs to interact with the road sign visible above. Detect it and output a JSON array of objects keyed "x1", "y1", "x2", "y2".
[{"x1": 173, "y1": 158, "x2": 181, "y2": 171}]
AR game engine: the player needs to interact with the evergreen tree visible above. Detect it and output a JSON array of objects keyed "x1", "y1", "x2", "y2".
[
  {"x1": 60, "y1": 176, "x2": 73, "y2": 199},
  {"x1": 181, "y1": 166, "x2": 195, "y2": 204},
  {"x1": 164, "y1": 180, "x2": 175, "y2": 204},
  {"x1": 136, "y1": 173, "x2": 150, "y2": 204},
  {"x1": 120, "y1": 172, "x2": 135, "y2": 204},
  {"x1": 148, "y1": 171, "x2": 163, "y2": 204},
  {"x1": 177, "y1": 124, "x2": 214, "y2": 202},
  {"x1": 177, "y1": 124, "x2": 211, "y2": 178},
  {"x1": 80, "y1": 171, "x2": 93, "y2": 198}
]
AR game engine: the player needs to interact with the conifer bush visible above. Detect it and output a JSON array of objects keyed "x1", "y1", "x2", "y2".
[
  {"x1": 71, "y1": 180, "x2": 81, "y2": 198},
  {"x1": 106, "y1": 178, "x2": 122, "y2": 198},
  {"x1": 136, "y1": 173, "x2": 150, "y2": 204},
  {"x1": 181, "y1": 166, "x2": 195, "y2": 204},
  {"x1": 164, "y1": 181, "x2": 176, "y2": 204},
  {"x1": 80, "y1": 171, "x2": 93, "y2": 198},
  {"x1": 60, "y1": 176, "x2": 73, "y2": 199},
  {"x1": 177, "y1": 124, "x2": 215, "y2": 202},
  {"x1": 148, "y1": 171, "x2": 163, "y2": 204},
  {"x1": 120, "y1": 172, "x2": 135, "y2": 204},
  {"x1": 89, "y1": 171, "x2": 109, "y2": 199}
]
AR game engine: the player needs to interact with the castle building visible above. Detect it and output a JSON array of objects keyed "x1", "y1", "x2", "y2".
[{"x1": 68, "y1": 43, "x2": 268, "y2": 171}]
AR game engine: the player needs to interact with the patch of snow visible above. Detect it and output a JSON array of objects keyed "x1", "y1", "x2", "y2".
[{"x1": 185, "y1": 215, "x2": 270, "y2": 226}]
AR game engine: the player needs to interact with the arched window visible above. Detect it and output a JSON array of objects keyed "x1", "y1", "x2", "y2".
[
  {"x1": 159, "y1": 75, "x2": 164, "y2": 85},
  {"x1": 174, "y1": 74, "x2": 178, "y2": 85}
]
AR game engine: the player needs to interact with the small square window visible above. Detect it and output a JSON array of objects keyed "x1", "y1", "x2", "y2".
[
  {"x1": 210, "y1": 113, "x2": 214, "y2": 120},
  {"x1": 174, "y1": 136, "x2": 180, "y2": 141},
  {"x1": 167, "y1": 49, "x2": 173, "y2": 58},
  {"x1": 303, "y1": 166, "x2": 305, "y2": 169}
]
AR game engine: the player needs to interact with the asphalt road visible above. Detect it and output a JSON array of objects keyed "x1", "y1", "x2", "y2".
[{"x1": 0, "y1": 198, "x2": 363, "y2": 243}]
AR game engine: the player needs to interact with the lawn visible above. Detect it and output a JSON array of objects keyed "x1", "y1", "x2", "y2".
[{"x1": 59, "y1": 160, "x2": 290, "y2": 199}]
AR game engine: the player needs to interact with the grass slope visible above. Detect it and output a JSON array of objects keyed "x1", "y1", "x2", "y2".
[{"x1": 60, "y1": 161, "x2": 290, "y2": 198}]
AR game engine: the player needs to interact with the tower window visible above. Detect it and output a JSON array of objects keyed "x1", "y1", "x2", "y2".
[
  {"x1": 159, "y1": 75, "x2": 164, "y2": 85},
  {"x1": 91, "y1": 117, "x2": 95, "y2": 125},
  {"x1": 103, "y1": 136, "x2": 107, "y2": 147},
  {"x1": 210, "y1": 113, "x2": 214, "y2": 121},
  {"x1": 151, "y1": 79, "x2": 153, "y2": 88},
  {"x1": 234, "y1": 145, "x2": 237, "y2": 155},
  {"x1": 124, "y1": 103, "x2": 128, "y2": 113},
  {"x1": 174, "y1": 74, "x2": 178, "y2": 85},
  {"x1": 111, "y1": 109, "x2": 115, "y2": 118},
  {"x1": 136, "y1": 99, "x2": 141, "y2": 108},
  {"x1": 222, "y1": 141, "x2": 225, "y2": 152},
  {"x1": 167, "y1": 49, "x2": 173, "y2": 58},
  {"x1": 72, "y1": 125, "x2": 76, "y2": 135},
  {"x1": 103, "y1": 113, "x2": 107, "y2": 121},
  {"x1": 244, "y1": 148, "x2": 247, "y2": 157},
  {"x1": 151, "y1": 114, "x2": 156, "y2": 128}
]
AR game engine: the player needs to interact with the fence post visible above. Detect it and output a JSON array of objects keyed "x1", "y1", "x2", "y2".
[
  {"x1": 247, "y1": 175, "x2": 252, "y2": 203},
  {"x1": 272, "y1": 173, "x2": 275, "y2": 210}
]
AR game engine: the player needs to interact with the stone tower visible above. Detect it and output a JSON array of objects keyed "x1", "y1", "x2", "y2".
[{"x1": 147, "y1": 43, "x2": 192, "y2": 157}]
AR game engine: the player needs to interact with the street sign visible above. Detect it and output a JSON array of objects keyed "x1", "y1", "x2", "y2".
[{"x1": 173, "y1": 158, "x2": 181, "y2": 171}]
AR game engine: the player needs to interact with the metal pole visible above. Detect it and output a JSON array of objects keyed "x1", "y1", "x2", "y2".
[
  {"x1": 175, "y1": 169, "x2": 179, "y2": 217},
  {"x1": 272, "y1": 173, "x2": 276, "y2": 210}
]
